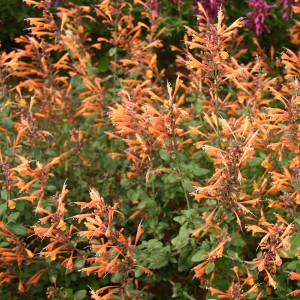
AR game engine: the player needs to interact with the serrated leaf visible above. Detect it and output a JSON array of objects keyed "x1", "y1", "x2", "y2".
[
  {"x1": 173, "y1": 215, "x2": 186, "y2": 225},
  {"x1": 165, "y1": 173, "x2": 180, "y2": 183},
  {"x1": 7, "y1": 212, "x2": 20, "y2": 223},
  {"x1": 182, "y1": 179, "x2": 194, "y2": 193},
  {"x1": 159, "y1": 149, "x2": 170, "y2": 162}
]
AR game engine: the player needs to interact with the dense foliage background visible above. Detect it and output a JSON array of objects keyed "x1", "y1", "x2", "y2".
[{"x1": 0, "y1": 0, "x2": 299, "y2": 299}]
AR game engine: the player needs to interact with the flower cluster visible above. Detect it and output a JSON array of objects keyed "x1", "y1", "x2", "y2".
[{"x1": 246, "y1": 0, "x2": 275, "y2": 35}]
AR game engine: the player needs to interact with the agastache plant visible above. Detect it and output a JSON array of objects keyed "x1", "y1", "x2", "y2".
[{"x1": 0, "y1": 0, "x2": 300, "y2": 299}]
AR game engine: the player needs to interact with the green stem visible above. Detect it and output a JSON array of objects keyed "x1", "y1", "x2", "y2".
[
  {"x1": 169, "y1": 105, "x2": 190, "y2": 209},
  {"x1": 174, "y1": 151, "x2": 190, "y2": 209},
  {"x1": 113, "y1": 23, "x2": 118, "y2": 99},
  {"x1": 214, "y1": 64, "x2": 222, "y2": 149}
]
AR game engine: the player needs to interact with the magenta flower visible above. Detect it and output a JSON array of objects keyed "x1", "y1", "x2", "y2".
[
  {"x1": 146, "y1": 0, "x2": 162, "y2": 17},
  {"x1": 194, "y1": 0, "x2": 224, "y2": 23},
  {"x1": 278, "y1": 0, "x2": 300, "y2": 20},
  {"x1": 246, "y1": 0, "x2": 275, "y2": 35},
  {"x1": 167, "y1": 0, "x2": 184, "y2": 5},
  {"x1": 49, "y1": 0, "x2": 59, "y2": 8}
]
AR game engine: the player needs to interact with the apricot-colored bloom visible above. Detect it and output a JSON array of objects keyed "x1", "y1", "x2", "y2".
[{"x1": 290, "y1": 272, "x2": 300, "y2": 280}]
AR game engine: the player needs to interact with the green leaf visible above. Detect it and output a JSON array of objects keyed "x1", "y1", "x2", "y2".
[
  {"x1": 182, "y1": 178, "x2": 194, "y2": 193},
  {"x1": 74, "y1": 258, "x2": 85, "y2": 269},
  {"x1": 184, "y1": 209, "x2": 198, "y2": 218},
  {"x1": 195, "y1": 101, "x2": 202, "y2": 114},
  {"x1": 171, "y1": 224, "x2": 191, "y2": 250},
  {"x1": 231, "y1": 233, "x2": 246, "y2": 247},
  {"x1": 226, "y1": 249, "x2": 239, "y2": 258},
  {"x1": 70, "y1": 75, "x2": 82, "y2": 88},
  {"x1": 165, "y1": 173, "x2": 180, "y2": 183},
  {"x1": 205, "y1": 262, "x2": 215, "y2": 274},
  {"x1": 2, "y1": 117, "x2": 13, "y2": 130},
  {"x1": 191, "y1": 249, "x2": 207, "y2": 262},
  {"x1": 45, "y1": 150, "x2": 58, "y2": 157},
  {"x1": 46, "y1": 185, "x2": 57, "y2": 192},
  {"x1": 135, "y1": 267, "x2": 144, "y2": 278},
  {"x1": 98, "y1": 56, "x2": 109, "y2": 73},
  {"x1": 7, "y1": 212, "x2": 20, "y2": 223},
  {"x1": 159, "y1": 149, "x2": 170, "y2": 162},
  {"x1": 73, "y1": 290, "x2": 87, "y2": 300},
  {"x1": 109, "y1": 47, "x2": 117, "y2": 57},
  {"x1": 247, "y1": 157, "x2": 263, "y2": 167},
  {"x1": 173, "y1": 215, "x2": 186, "y2": 225},
  {"x1": 193, "y1": 168, "x2": 210, "y2": 176},
  {"x1": 15, "y1": 200, "x2": 26, "y2": 211},
  {"x1": 84, "y1": 66, "x2": 99, "y2": 75},
  {"x1": 1, "y1": 190, "x2": 8, "y2": 200},
  {"x1": 0, "y1": 203, "x2": 7, "y2": 216},
  {"x1": 8, "y1": 224, "x2": 28, "y2": 236},
  {"x1": 292, "y1": 183, "x2": 300, "y2": 190},
  {"x1": 62, "y1": 288, "x2": 73, "y2": 298},
  {"x1": 111, "y1": 271, "x2": 123, "y2": 283},
  {"x1": 177, "y1": 245, "x2": 193, "y2": 272}
]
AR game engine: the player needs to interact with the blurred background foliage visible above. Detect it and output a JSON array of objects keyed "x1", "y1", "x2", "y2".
[{"x1": 1, "y1": 0, "x2": 298, "y2": 56}]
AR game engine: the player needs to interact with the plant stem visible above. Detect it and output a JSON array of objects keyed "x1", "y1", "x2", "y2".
[
  {"x1": 214, "y1": 63, "x2": 222, "y2": 149},
  {"x1": 174, "y1": 150, "x2": 190, "y2": 209},
  {"x1": 169, "y1": 96, "x2": 190, "y2": 209}
]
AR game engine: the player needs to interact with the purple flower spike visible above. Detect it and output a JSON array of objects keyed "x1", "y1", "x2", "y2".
[
  {"x1": 194, "y1": 0, "x2": 224, "y2": 23},
  {"x1": 49, "y1": 0, "x2": 59, "y2": 8},
  {"x1": 278, "y1": 0, "x2": 300, "y2": 20},
  {"x1": 168, "y1": 0, "x2": 184, "y2": 5},
  {"x1": 146, "y1": 0, "x2": 162, "y2": 17},
  {"x1": 246, "y1": 0, "x2": 276, "y2": 35}
]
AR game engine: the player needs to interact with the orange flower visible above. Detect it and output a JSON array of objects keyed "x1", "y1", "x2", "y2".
[{"x1": 290, "y1": 272, "x2": 300, "y2": 281}]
